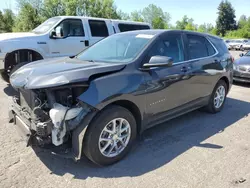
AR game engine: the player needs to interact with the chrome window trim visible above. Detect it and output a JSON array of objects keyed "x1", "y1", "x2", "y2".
[{"x1": 173, "y1": 36, "x2": 219, "y2": 66}]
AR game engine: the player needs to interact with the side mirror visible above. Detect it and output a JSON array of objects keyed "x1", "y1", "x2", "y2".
[
  {"x1": 56, "y1": 26, "x2": 63, "y2": 37},
  {"x1": 50, "y1": 30, "x2": 56, "y2": 38},
  {"x1": 239, "y1": 53, "x2": 244, "y2": 57},
  {"x1": 143, "y1": 56, "x2": 173, "y2": 69},
  {"x1": 50, "y1": 26, "x2": 63, "y2": 39}
]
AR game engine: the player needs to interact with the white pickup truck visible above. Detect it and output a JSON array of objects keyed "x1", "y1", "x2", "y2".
[{"x1": 0, "y1": 16, "x2": 151, "y2": 81}]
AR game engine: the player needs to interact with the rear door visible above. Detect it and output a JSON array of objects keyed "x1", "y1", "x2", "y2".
[
  {"x1": 85, "y1": 19, "x2": 114, "y2": 46},
  {"x1": 184, "y1": 33, "x2": 219, "y2": 101}
]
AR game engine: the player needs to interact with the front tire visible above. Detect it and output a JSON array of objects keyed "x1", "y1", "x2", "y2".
[
  {"x1": 83, "y1": 105, "x2": 137, "y2": 166},
  {"x1": 205, "y1": 80, "x2": 227, "y2": 113}
]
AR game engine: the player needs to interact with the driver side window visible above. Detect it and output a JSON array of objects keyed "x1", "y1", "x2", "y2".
[
  {"x1": 56, "y1": 19, "x2": 85, "y2": 37},
  {"x1": 146, "y1": 34, "x2": 184, "y2": 64}
]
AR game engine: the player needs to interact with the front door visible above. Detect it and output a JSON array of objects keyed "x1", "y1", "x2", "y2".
[
  {"x1": 143, "y1": 32, "x2": 193, "y2": 125},
  {"x1": 48, "y1": 19, "x2": 88, "y2": 58}
]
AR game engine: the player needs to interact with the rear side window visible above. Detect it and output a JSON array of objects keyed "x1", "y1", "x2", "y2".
[
  {"x1": 208, "y1": 37, "x2": 228, "y2": 54},
  {"x1": 89, "y1": 20, "x2": 109, "y2": 37},
  {"x1": 118, "y1": 24, "x2": 150, "y2": 32},
  {"x1": 205, "y1": 39, "x2": 216, "y2": 56},
  {"x1": 187, "y1": 34, "x2": 216, "y2": 60}
]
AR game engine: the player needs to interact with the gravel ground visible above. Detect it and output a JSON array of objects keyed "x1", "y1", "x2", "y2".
[{"x1": 0, "y1": 51, "x2": 250, "y2": 188}]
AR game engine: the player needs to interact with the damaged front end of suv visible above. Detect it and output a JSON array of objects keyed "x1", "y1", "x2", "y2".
[{"x1": 8, "y1": 57, "x2": 126, "y2": 160}]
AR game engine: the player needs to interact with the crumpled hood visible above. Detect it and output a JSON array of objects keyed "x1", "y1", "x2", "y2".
[
  {"x1": 234, "y1": 56, "x2": 250, "y2": 66},
  {"x1": 10, "y1": 57, "x2": 126, "y2": 89},
  {"x1": 0, "y1": 32, "x2": 37, "y2": 41}
]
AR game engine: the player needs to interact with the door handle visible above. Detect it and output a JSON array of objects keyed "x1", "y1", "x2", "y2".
[
  {"x1": 80, "y1": 40, "x2": 89, "y2": 46},
  {"x1": 181, "y1": 66, "x2": 191, "y2": 72}
]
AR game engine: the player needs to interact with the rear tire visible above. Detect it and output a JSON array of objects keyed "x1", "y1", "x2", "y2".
[
  {"x1": 205, "y1": 80, "x2": 227, "y2": 113},
  {"x1": 83, "y1": 105, "x2": 137, "y2": 166}
]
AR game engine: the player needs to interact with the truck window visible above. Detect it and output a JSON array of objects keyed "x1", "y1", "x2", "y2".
[
  {"x1": 58, "y1": 19, "x2": 85, "y2": 37},
  {"x1": 118, "y1": 24, "x2": 150, "y2": 32},
  {"x1": 88, "y1": 20, "x2": 109, "y2": 37}
]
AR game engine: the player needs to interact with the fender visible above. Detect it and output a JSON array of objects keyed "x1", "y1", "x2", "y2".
[
  {"x1": 2, "y1": 37, "x2": 48, "y2": 59},
  {"x1": 78, "y1": 70, "x2": 146, "y2": 111}
]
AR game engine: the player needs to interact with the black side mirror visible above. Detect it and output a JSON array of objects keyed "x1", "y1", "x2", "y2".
[
  {"x1": 50, "y1": 30, "x2": 56, "y2": 38},
  {"x1": 50, "y1": 26, "x2": 63, "y2": 39},
  {"x1": 239, "y1": 53, "x2": 244, "y2": 57},
  {"x1": 142, "y1": 56, "x2": 173, "y2": 69}
]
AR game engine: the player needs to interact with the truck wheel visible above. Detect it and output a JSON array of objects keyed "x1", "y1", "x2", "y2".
[
  {"x1": 9, "y1": 62, "x2": 28, "y2": 76},
  {"x1": 83, "y1": 105, "x2": 137, "y2": 166},
  {"x1": 205, "y1": 80, "x2": 227, "y2": 114}
]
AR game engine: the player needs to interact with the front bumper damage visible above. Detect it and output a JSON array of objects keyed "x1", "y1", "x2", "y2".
[{"x1": 9, "y1": 97, "x2": 97, "y2": 160}]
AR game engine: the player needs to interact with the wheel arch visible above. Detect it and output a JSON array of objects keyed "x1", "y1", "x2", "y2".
[
  {"x1": 4, "y1": 49, "x2": 44, "y2": 71},
  {"x1": 109, "y1": 100, "x2": 142, "y2": 134},
  {"x1": 219, "y1": 76, "x2": 230, "y2": 94}
]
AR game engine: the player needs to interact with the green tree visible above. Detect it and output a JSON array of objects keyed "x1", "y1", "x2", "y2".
[
  {"x1": 176, "y1": 15, "x2": 195, "y2": 30},
  {"x1": 238, "y1": 15, "x2": 247, "y2": 29},
  {"x1": 117, "y1": 10, "x2": 130, "y2": 20},
  {"x1": 216, "y1": 0, "x2": 236, "y2": 36},
  {"x1": 185, "y1": 23, "x2": 196, "y2": 31},
  {"x1": 41, "y1": 0, "x2": 66, "y2": 19},
  {"x1": 13, "y1": 3, "x2": 41, "y2": 32},
  {"x1": 198, "y1": 24, "x2": 206, "y2": 33},
  {"x1": 141, "y1": 4, "x2": 170, "y2": 29},
  {"x1": 130, "y1": 10, "x2": 144, "y2": 22},
  {"x1": 0, "y1": 11, "x2": 4, "y2": 33},
  {"x1": 197, "y1": 23, "x2": 215, "y2": 33},
  {"x1": 2, "y1": 9, "x2": 15, "y2": 32}
]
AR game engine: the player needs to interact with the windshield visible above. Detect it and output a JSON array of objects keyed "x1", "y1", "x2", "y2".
[
  {"x1": 77, "y1": 33, "x2": 154, "y2": 63},
  {"x1": 245, "y1": 51, "x2": 250, "y2": 56},
  {"x1": 32, "y1": 17, "x2": 61, "y2": 34}
]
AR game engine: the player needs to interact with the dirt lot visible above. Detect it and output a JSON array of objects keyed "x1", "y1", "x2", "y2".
[{"x1": 0, "y1": 51, "x2": 250, "y2": 188}]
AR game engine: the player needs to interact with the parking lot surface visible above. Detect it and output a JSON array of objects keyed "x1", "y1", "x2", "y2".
[{"x1": 0, "y1": 51, "x2": 250, "y2": 188}]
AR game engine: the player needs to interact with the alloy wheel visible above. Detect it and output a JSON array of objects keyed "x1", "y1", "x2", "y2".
[
  {"x1": 214, "y1": 85, "x2": 226, "y2": 109},
  {"x1": 99, "y1": 118, "x2": 131, "y2": 158}
]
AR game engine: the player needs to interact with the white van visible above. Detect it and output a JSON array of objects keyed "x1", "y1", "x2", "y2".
[{"x1": 0, "y1": 16, "x2": 151, "y2": 81}]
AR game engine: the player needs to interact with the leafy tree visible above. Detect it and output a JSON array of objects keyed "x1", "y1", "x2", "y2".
[
  {"x1": 13, "y1": 3, "x2": 41, "y2": 32},
  {"x1": 0, "y1": 11, "x2": 4, "y2": 33},
  {"x1": 130, "y1": 10, "x2": 144, "y2": 22},
  {"x1": 197, "y1": 23, "x2": 215, "y2": 33},
  {"x1": 238, "y1": 15, "x2": 247, "y2": 29},
  {"x1": 216, "y1": 0, "x2": 236, "y2": 36},
  {"x1": 41, "y1": 0, "x2": 66, "y2": 19},
  {"x1": 198, "y1": 24, "x2": 206, "y2": 33},
  {"x1": 185, "y1": 23, "x2": 196, "y2": 31},
  {"x1": 176, "y1": 15, "x2": 195, "y2": 30},
  {"x1": 2, "y1": 9, "x2": 15, "y2": 32},
  {"x1": 117, "y1": 10, "x2": 130, "y2": 20},
  {"x1": 141, "y1": 4, "x2": 170, "y2": 29}
]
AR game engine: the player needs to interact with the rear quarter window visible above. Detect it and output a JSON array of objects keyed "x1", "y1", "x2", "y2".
[
  {"x1": 118, "y1": 23, "x2": 150, "y2": 32},
  {"x1": 208, "y1": 37, "x2": 229, "y2": 54}
]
